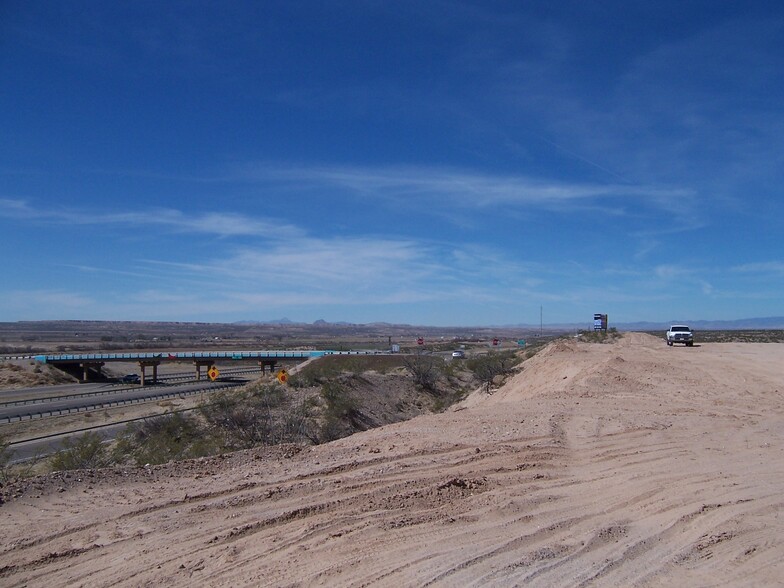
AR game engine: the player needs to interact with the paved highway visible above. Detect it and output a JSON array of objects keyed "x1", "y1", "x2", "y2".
[
  {"x1": 0, "y1": 378, "x2": 248, "y2": 423},
  {"x1": 7, "y1": 422, "x2": 132, "y2": 464},
  {"x1": 2, "y1": 377, "x2": 251, "y2": 463},
  {"x1": 0, "y1": 367, "x2": 260, "y2": 404}
]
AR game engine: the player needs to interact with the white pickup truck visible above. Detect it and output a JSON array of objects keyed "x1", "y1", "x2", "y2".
[{"x1": 666, "y1": 325, "x2": 694, "y2": 347}]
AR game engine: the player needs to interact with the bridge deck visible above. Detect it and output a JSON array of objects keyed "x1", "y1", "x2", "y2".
[{"x1": 33, "y1": 350, "x2": 385, "y2": 363}]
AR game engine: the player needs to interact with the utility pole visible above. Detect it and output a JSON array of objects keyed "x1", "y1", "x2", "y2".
[{"x1": 540, "y1": 305, "x2": 543, "y2": 336}]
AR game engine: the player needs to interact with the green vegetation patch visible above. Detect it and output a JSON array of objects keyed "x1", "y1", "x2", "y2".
[
  {"x1": 290, "y1": 354, "x2": 408, "y2": 386},
  {"x1": 112, "y1": 412, "x2": 216, "y2": 466},
  {"x1": 49, "y1": 431, "x2": 113, "y2": 471}
]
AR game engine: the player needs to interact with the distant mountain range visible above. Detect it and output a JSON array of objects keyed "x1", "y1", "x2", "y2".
[
  {"x1": 611, "y1": 317, "x2": 784, "y2": 331},
  {"x1": 234, "y1": 317, "x2": 784, "y2": 330}
]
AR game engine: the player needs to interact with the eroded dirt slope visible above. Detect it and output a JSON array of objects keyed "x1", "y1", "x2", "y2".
[{"x1": 2, "y1": 333, "x2": 783, "y2": 586}]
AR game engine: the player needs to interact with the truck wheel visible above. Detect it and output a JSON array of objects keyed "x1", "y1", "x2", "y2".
[
  {"x1": 686, "y1": 341, "x2": 693, "y2": 347},
  {"x1": 667, "y1": 340, "x2": 673, "y2": 346}
]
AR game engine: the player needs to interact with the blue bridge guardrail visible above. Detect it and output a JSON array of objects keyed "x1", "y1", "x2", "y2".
[{"x1": 31, "y1": 349, "x2": 388, "y2": 363}]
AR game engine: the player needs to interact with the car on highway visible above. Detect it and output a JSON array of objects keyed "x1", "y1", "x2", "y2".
[
  {"x1": 120, "y1": 374, "x2": 141, "y2": 384},
  {"x1": 451, "y1": 350, "x2": 465, "y2": 358}
]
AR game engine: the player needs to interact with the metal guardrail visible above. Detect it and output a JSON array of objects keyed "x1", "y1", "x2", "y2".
[
  {"x1": 0, "y1": 368, "x2": 259, "y2": 409},
  {"x1": 153, "y1": 367, "x2": 260, "y2": 384},
  {"x1": 0, "y1": 382, "x2": 242, "y2": 424}
]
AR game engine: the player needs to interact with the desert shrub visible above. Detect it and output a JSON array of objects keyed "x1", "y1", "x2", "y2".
[
  {"x1": 280, "y1": 396, "x2": 316, "y2": 443},
  {"x1": 1, "y1": 435, "x2": 47, "y2": 481},
  {"x1": 467, "y1": 350, "x2": 521, "y2": 393},
  {"x1": 321, "y1": 381, "x2": 356, "y2": 416},
  {"x1": 0, "y1": 434, "x2": 13, "y2": 482},
  {"x1": 200, "y1": 384, "x2": 314, "y2": 450},
  {"x1": 431, "y1": 388, "x2": 469, "y2": 413},
  {"x1": 318, "y1": 381, "x2": 358, "y2": 442},
  {"x1": 402, "y1": 354, "x2": 443, "y2": 392},
  {"x1": 49, "y1": 432, "x2": 113, "y2": 471},
  {"x1": 113, "y1": 412, "x2": 213, "y2": 466},
  {"x1": 290, "y1": 355, "x2": 409, "y2": 387}
]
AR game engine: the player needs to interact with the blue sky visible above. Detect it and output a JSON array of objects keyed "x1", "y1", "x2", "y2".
[{"x1": 1, "y1": 1, "x2": 783, "y2": 326}]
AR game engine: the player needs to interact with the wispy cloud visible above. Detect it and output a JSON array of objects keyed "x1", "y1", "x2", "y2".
[
  {"x1": 0, "y1": 199, "x2": 303, "y2": 239},
  {"x1": 134, "y1": 233, "x2": 556, "y2": 311},
  {"x1": 0, "y1": 198, "x2": 43, "y2": 218},
  {"x1": 239, "y1": 163, "x2": 695, "y2": 217},
  {"x1": 146, "y1": 237, "x2": 469, "y2": 292},
  {"x1": 731, "y1": 261, "x2": 784, "y2": 276},
  {"x1": 0, "y1": 290, "x2": 94, "y2": 312}
]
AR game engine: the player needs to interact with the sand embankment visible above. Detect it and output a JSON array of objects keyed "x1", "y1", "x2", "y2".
[{"x1": 2, "y1": 333, "x2": 783, "y2": 586}]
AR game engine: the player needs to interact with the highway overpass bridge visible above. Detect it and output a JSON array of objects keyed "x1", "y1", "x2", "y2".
[{"x1": 33, "y1": 349, "x2": 385, "y2": 385}]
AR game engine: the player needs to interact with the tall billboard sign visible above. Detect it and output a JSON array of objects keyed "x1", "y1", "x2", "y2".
[{"x1": 593, "y1": 313, "x2": 608, "y2": 332}]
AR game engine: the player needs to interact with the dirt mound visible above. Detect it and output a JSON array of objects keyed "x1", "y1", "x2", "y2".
[
  {"x1": 2, "y1": 334, "x2": 784, "y2": 586},
  {"x1": 0, "y1": 361, "x2": 76, "y2": 389}
]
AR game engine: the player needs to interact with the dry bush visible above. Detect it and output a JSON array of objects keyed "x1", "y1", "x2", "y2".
[
  {"x1": 467, "y1": 350, "x2": 521, "y2": 393},
  {"x1": 200, "y1": 384, "x2": 315, "y2": 450},
  {"x1": 0, "y1": 434, "x2": 12, "y2": 482},
  {"x1": 49, "y1": 432, "x2": 112, "y2": 471},
  {"x1": 402, "y1": 354, "x2": 443, "y2": 392},
  {"x1": 113, "y1": 412, "x2": 214, "y2": 466}
]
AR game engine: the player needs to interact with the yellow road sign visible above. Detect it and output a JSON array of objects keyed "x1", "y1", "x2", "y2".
[
  {"x1": 276, "y1": 369, "x2": 289, "y2": 384},
  {"x1": 208, "y1": 366, "x2": 220, "y2": 381}
]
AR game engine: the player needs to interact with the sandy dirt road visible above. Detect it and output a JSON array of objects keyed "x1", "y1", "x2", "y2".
[{"x1": 2, "y1": 333, "x2": 783, "y2": 586}]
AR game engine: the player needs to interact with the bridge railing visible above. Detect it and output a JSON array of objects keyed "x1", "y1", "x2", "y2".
[{"x1": 32, "y1": 349, "x2": 390, "y2": 363}]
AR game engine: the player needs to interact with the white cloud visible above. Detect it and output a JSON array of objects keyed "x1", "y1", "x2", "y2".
[
  {"x1": 0, "y1": 290, "x2": 94, "y2": 314},
  {"x1": 731, "y1": 261, "x2": 784, "y2": 276},
  {"x1": 240, "y1": 163, "x2": 693, "y2": 217},
  {"x1": 0, "y1": 199, "x2": 302, "y2": 239},
  {"x1": 0, "y1": 198, "x2": 40, "y2": 218}
]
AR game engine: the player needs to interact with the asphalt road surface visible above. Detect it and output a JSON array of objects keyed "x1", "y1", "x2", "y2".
[
  {"x1": 6, "y1": 422, "x2": 132, "y2": 464},
  {"x1": 0, "y1": 379, "x2": 247, "y2": 423}
]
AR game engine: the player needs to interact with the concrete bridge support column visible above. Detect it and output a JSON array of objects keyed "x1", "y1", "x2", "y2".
[
  {"x1": 138, "y1": 361, "x2": 160, "y2": 386},
  {"x1": 259, "y1": 360, "x2": 276, "y2": 374},
  {"x1": 195, "y1": 360, "x2": 213, "y2": 380},
  {"x1": 80, "y1": 362, "x2": 105, "y2": 383}
]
